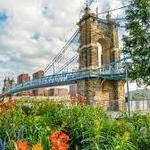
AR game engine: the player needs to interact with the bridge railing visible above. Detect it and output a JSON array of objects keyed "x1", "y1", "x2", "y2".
[
  {"x1": 97, "y1": 57, "x2": 131, "y2": 75},
  {"x1": 7, "y1": 72, "x2": 79, "y2": 94},
  {"x1": 99, "y1": 63, "x2": 125, "y2": 74}
]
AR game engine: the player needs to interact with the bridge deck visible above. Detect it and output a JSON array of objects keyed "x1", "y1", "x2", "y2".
[
  {"x1": 7, "y1": 71, "x2": 125, "y2": 95},
  {"x1": 4, "y1": 56, "x2": 131, "y2": 95}
]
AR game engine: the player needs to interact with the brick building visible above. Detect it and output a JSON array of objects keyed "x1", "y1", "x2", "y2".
[
  {"x1": 32, "y1": 70, "x2": 44, "y2": 79},
  {"x1": 32, "y1": 70, "x2": 46, "y2": 96},
  {"x1": 17, "y1": 74, "x2": 30, "y2": 84},
  {"x1": 48, "y1": 88, "x2": 68, "y2": 97},
  {"x1": 17, "y1": 73, "x2": 32, "y2": 96}
]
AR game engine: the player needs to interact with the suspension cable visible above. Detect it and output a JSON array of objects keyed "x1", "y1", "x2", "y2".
[
  {"x1": 98, "y1": 5, "x2": 130, "y2": 15},
  {"x1": 44, "y1": 29, "x2": 79, "y2": 74},
  {"x1": 55, "y1": 53, "x2": 78, "y2": 74}
]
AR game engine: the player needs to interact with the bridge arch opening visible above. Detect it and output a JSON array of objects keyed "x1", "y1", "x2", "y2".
[
  {"x1": 97, "y1": 42, "x2": 103, "y2": 68},
  {"x1": 97, "y1": 38, "x2": 110, "y2": 66}
]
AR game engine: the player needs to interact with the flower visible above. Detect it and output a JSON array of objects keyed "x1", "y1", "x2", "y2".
[
  {"x1": 49, "y1": 131, "x2": 70, "y2": 150},
  {"x1": 51, "y1": 143, "x2": 69, "y2": 150},
  {"x1": 123, "y1": 131, "x2": 131, "y2": 141},
  {"x1": 31, "y1": 144, "x2": 43, "y2": 150},
  {"x1": 0, "y1": 98, "x2": 15, "y2": 111},
  {"x1": 16, "y1": 141, "x2": 29, "y2": 150},
  {"x1": 59, "y1": 133, "x2": 70, "y2": 143},
  {"x1": 0, "y1": 108, "x2": 5, "y2": 113},
  {"x1": 9, "y1": 97, "x2": 15, "y2": 103},
  {"x1": 58, "y1": 143, "x2": 69, "y2": 150},
  {"x1": 0, "y1": 101, "x2": 6, "y2": 107},
  {"x1": 49, "y1": 131, "x2": 61, "y2": 141}
]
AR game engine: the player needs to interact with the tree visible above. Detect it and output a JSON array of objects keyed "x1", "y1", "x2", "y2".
[{"x1": 123, "y1": 0, "x2": 150, "y2": 85}]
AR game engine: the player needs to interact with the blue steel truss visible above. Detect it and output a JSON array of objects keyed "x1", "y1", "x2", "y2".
[
  {"x1": 7, "y1": 57, "x2": 130, "y2": 95},
  {"x1": 7, "y1": 72, "x2": 125, "y2": 95}
]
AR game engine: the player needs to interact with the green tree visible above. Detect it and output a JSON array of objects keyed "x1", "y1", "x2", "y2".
[{"x1": 123, "y1": 0, "x2": 150, "y2": 85}]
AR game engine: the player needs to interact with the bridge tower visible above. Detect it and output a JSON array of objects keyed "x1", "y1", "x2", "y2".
[
  {"x1": 77, "y1": 6, "x2": 125, "y2": 110},
  {"x1": 2, "y1": 78, "x2": 10, "y2": 94},
  {"x1": 2, "y1": 78, "x2": 14, "y2": 95}
]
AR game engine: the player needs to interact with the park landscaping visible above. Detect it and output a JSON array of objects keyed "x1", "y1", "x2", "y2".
[{"x1": 0, "y1": 98, "x2": 150, "y2": 150}]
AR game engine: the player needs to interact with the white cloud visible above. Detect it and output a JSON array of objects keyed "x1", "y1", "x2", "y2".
[{"x1": 0, "y1": 0, "x2": 127, "y2": 92}]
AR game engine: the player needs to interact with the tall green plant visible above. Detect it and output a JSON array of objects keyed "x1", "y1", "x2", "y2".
[{"x1": 123, "y1": 0, "x2": 150, "y2": 85}]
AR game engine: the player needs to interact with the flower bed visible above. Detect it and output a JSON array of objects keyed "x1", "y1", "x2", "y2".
[{"x1": 0, "y1": 99, "x2": 150, "y2": 150}]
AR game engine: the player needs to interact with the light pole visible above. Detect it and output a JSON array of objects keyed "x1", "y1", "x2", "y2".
[{"x1": 125, "y1": 63, "x2": 130, "y2": 116}]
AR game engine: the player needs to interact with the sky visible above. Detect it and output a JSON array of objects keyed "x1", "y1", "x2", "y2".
[{"x1": 0, "y1": 0, "x2": 139, "y2": 92}]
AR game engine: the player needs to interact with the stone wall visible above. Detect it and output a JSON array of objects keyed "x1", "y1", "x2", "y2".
[{"x1": 77, "y1": 79, "x2": 125, "y2": 111}]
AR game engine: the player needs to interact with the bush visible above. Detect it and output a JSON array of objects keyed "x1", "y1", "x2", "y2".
[{"x1": 0, "y1": 99, "x2": 150, "y2": 149}]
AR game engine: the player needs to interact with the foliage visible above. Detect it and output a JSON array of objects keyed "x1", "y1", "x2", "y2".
[
  {"x1": 123, "y1": 0, "x2": 150, "y2": 85},
  {"x1": 0, "y1": 99, "x2": 150, "y2": 149}
]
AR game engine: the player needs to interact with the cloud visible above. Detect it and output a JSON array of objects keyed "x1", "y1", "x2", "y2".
[{"x1": 0, "y1": 0, "x2": 126, "y2": 92}]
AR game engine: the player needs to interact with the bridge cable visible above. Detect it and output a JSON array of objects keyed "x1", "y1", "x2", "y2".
[
  {"x1": 98, "y1": 5, "x2": 130, "y2": 15},
  {"x1": 44, "y1": 29, "x2": 79, "y2": 74},
  {"x1": 55, "y1": 53, "x2": 78, "y2": 74},
  {"x1": 44, "y1": 30, "x2": 79, "y2": 73}
]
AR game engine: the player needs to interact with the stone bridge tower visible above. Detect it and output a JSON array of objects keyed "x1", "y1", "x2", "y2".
[
  {"x1": 77, "y1": 6, "x2": 125, "y2": 111},
  {"x1": 2, "y1": 78, "x2": 14, "y2": 96}
]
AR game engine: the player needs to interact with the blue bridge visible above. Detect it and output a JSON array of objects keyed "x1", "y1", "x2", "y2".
[{"x1": 7, "y1": 57, "x2": 129, "y2": 95}]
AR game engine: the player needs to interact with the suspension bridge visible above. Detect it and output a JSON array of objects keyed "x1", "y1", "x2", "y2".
[{"x1": 1, "y1": 2, "x2": 131, "y2": 110}]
